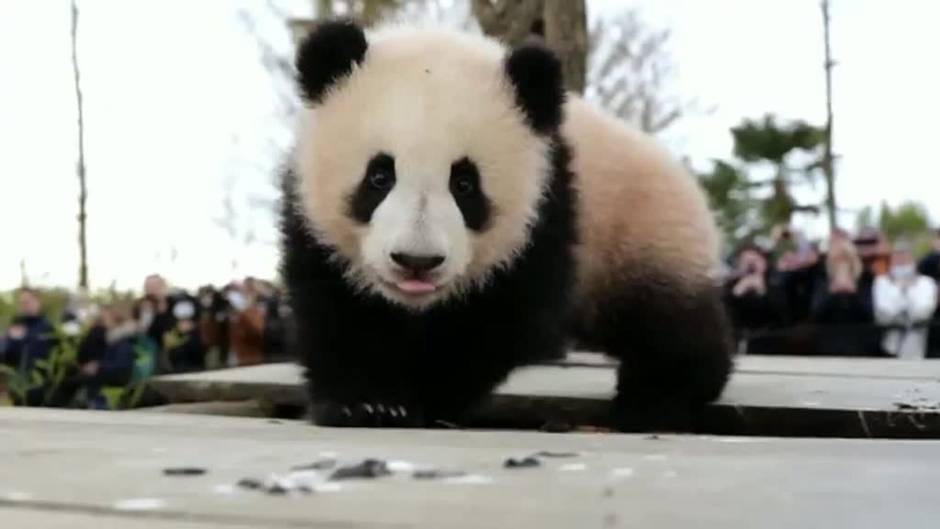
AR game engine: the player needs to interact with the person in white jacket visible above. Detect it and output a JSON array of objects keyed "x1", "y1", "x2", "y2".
[{"x1": 874, "y1": 242, "x2": 939, "y2": 359}]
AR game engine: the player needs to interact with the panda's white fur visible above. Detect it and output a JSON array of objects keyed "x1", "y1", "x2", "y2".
[
  {"x1": 563, "y1": 97, "x2": 720, "y2": 322},
  {"x1": 295, "y1": 27, "x2": 718, "y2": 312},
  {"x1": 295, "y1": 28, "x2": 554, "y2": 308}
]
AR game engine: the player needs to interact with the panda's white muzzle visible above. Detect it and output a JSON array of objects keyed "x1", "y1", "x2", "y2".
[{"x1": 361, "y1": 187, "x2": 472, "y2": 308}]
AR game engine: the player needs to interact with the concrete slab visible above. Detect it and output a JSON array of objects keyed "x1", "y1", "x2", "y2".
[
  {"x1": 550, "y1": 353, "x2": 940, "y2": 380},
  {"x1": 733, "y1": 355, "x2": 940, "y2": 380},
  {"x1": 2, "y1": 409, "x2": 939, "y2": 528},
  {"x1": 150, "y1": 358, "x2": 940, "y2": 437},
  {"x1": 139, "y1": 400, "x2": 270, "y2": 417}
]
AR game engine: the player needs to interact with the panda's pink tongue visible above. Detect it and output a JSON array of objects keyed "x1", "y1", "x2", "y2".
[{"x1": 397, "y1": 279, "x2": 437, "y2": 294}]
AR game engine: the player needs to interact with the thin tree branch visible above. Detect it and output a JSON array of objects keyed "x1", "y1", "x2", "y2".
[{"x1": 71, "y1": 0, "x2": 89, "y2": 290}]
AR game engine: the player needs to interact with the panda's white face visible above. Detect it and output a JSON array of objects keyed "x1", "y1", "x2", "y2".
[{"x1": 295, "y1": 29, "x2": 552, "y2": 310}]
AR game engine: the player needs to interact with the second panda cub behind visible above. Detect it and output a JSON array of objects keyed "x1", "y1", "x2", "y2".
[{"x1": 280, "y1": 20, "x2": 734, "y2": 431}]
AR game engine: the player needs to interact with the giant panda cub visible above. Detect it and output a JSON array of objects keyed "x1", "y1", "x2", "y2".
[{"x1": 281, "y1": 20, "x2": 734, "y2": 431}]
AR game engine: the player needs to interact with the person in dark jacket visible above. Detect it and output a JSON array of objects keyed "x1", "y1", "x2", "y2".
[
  {"x1": 1, "y1": 288, "x2": 53, "y2": 372},
  {"x1": 134, "y1": 275, "x2": 204, "y2": 373},
  {"x1": 260, "y1": 283, "x2": 288, "y2": 361},
  {"x1": 164, "y1": 290, "x2": 204, "y2": 372},
  {"x1": 0, "y1": 288, "x2": 54, "y2": 405},
  {"x1": 917, "y1": 230, "x2": 940, "y2": 357},
  {"x1": 725, "y1": 244, "x2": 784, "y2": 331},
  {"x1": 50, "y1": 304, "x2": 137, "y2": 408},
  {"x1": 918, "y1": 229, "x2": 940, "y2": 282},
  {"x1": 198, "y1": 285, "x2": 231, "y2": 368},
  {"x1": 810, "y1": 230, "x2": 879, "y2": 356},
  {"x1": 724, "y1": 244, "x2": 790, "y2": 354},
  {"x1": 771, "y1": 226, "x2": 822, "y2": 324}
]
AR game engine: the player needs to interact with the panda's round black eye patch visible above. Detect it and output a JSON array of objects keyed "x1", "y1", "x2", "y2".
[
  {"x1": 347, "y1": 152, "x2": 396, "y2": 224},
  {"x1": 450, "y1": 157, "x2": 491, "y2": 231}
]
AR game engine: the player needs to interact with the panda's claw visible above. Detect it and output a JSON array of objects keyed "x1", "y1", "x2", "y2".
[{"x1": 312, "y1": 399, "x2": 424, "y2": 428}]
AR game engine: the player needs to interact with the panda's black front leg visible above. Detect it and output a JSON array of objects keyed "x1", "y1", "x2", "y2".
[
  {"x1": 304, "y1": 358, "x2": 428, "y2": 428},
  {"x1": 297, "y1": 319, "x2": 428, "y2": 428},
  {"x1": 601, "y1": 279, "x2": 734, "y2": 432},
  {"x1": 290, "y1": 287, "x2": 434, "y2": 427}
]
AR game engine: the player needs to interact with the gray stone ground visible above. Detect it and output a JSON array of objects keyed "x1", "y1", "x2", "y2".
[{"x1": 3, "y1": 408, "x2": 940, "y2": 528}]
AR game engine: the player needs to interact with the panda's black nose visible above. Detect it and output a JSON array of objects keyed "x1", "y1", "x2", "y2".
[{"x1": 390, "y1": 252, "x2": 445, "y2": 274}]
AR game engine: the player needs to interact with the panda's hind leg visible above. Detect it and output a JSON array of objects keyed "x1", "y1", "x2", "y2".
[{"x1": 595, "y1": 273, "x2": 734, "y2": 432}]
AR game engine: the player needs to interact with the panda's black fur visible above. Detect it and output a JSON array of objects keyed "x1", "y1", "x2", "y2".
[
  {"x1": 281, "y1": 20, "x2": 732, "y2": 431},
  {"x1": 295, "y1": 20, "x2": 368, "y2": 104}
]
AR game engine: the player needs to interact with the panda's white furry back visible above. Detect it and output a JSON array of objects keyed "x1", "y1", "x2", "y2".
[
  {"x1": 562, "y1": 97, "x2": 720, "y2": 336},
  {"x1": 281, "y1": 20, "x2": 732, "y2": 431}
]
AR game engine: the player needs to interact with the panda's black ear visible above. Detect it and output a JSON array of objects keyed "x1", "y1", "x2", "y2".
[
  {"x1": 295, "y1": 19, "x2": 368, "y2": 104},
  {"x1": 504, "y1": 44, "x2": 565, "y2": 134}
]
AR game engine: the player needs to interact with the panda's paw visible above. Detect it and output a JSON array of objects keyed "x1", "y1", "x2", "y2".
[{"x1": 312, "y1": 400, "x2": 425, "y2": 428}]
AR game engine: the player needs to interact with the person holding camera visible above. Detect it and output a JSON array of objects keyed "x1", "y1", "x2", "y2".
[
  {"x1": 134, "y1": 274, "x2": 204, "y2": 373},
  {"x1": 771, "y1": 225, "x2": 821, "y2": 324},
  {"x1": 811, "y1": 230, "x2": 878, "y2": 355},
  {"x1": 725, "y1": 244, "x2": 784, "y2": 341}
]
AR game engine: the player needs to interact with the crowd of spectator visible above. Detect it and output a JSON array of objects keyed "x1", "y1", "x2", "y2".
[
  {"x1": 0, "y1": 274, "x2": 289, "y2": 408},
  {"x1": 3, "y1": 227, "x2": 940, "y2": 407},
  {"x1": 724, "y1": 225, "x2": 940, "y2": 358}
]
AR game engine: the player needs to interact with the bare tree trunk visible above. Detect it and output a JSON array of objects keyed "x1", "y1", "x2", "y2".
[
  {"x1": 315, "y1": 0, "x2": 332, "y2": 18},
  {"x1": 359, "y1": 0, "x2": 387, "y2": 26},
  {"x1": 71, "y1": 0, "x2": 89, "y2": 290},
  {"x1": 472, "y1": 0, "x2": 587, "y2": 94},
  {"x1": 311, "y1": 0, "x2": 403, "y2": 24},
  {"x1": 543, "y1": 0, "x2": 587, "y2": 93},
  {"x1": 19, "y1": 259, "x2": 28, "y2": 287},
  {"x1": 821, "y1": 0, "x2": 837, "y2": 232},
  {"x1": 471, "y1": 0, "x2": 544, "y2": 48}
]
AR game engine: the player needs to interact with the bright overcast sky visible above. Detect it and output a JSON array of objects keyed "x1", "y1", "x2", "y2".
[{"x1": 1, "y1": 0, "x2": 938, "y2": 292}]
